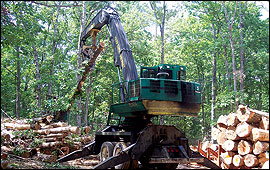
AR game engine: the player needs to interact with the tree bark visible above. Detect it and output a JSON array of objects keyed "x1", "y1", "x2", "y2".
[
  {"x1": 33, "y1": 45, "x2": 42, "y2": 115},
  {"x1": 211, "y1": 23, "x2": 217, "y2": 143},
  {"x1": 48, "y1": 2, "x2": 61, "y2": 96},
  {"x1": 239, "y1": 1, "x2": 248, "y2": 92},
  {"x1": 227, "y1": 113, "x2": 239, "y2": 127},
  {"x1": 222, "y1": 1, "x2": 239, "y2": 111},
  {"x1": 220, "y1": 28, "x2": 233, "y2": 112},
  {"x1": 16, "y1": 46, "x2": 21, "y2": 119},
  {"x1": 260, "y1": 116, "x2": 269, "y2": 130},
  {"x1": 76, "y1": 1, "x2": 86, "y2": 127},
  {"x1": 252, "y1": 128, "x2": 269, "y2": 142},
  {"x1": 236, "y1": 104, "x2": 262, "y2": 123}
]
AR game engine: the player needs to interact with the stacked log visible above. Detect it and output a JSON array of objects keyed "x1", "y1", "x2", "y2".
[
  {"x1": 204, "y1": 105, "x2": 269, "y2": 169},
  {"x1": 1, "y1": 115, "x2": 94, "y2": 165}
]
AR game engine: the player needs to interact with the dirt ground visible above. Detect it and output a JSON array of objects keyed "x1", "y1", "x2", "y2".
[{"x1": 4, "y1": 154, "x2": 210, "y2": 169}]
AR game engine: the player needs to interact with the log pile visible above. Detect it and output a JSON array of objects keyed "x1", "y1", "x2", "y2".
[
  {"x1": 1, "y1": 115, "x2": 93, "y2": 167},
  {"x1": 208, "y1": 105, "x2": 269, "y2": 169}
]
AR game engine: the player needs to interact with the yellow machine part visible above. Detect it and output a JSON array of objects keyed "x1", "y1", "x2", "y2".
[{"x1": 142, "y1": 100, "x2": 200, "y2": 117}]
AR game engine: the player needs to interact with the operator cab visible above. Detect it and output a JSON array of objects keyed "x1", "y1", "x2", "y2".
[{"x1": 141, "y1": 64, "x2": 186, "y2": 80}]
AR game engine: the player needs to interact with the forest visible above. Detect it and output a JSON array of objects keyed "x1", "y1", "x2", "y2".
[{"x1": 1, "y1": 1, "x2": 269, "y2": 145}]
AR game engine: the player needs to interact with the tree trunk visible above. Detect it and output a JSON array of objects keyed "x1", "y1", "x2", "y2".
[
  {"x1": 223, "y1": 140, "x2": 239, "y2": 152},
  {"x1": 236, "y1": 122, "x2": 255, "y2": 138},
  {"x1": 244, "y1": 154, "x2": 259, "y2": 167},
  {"x1": 217, "y1": 130, "x2": 227, "y2": 145},
  {"x1": 253, "y1": 141, "x2": 269, "y2": 155},
  {"x1": 16, "y1": 46, "x2": 21, "y2": 119},
  {"x1": 239, "y1": 1, "x2": 248, "y2": 92},
  {"x1": 227, "y1": 113, "x2": 239, "y2": 127},
  {"x1": 76, "y1": 1, "x2": 86, "y2": 127},
  {"x1": 252, "y1": 128, "x2": 269, "y2": 142},
  {"x1": 226, "y1": 126, "x2": 242, "y2": 140},
  {"x1": 222, "y1": 1, "x2": 239, "y2": 111},
  {"x1": 220, "y1": 28, "x2": 233, "y2": 112},
  {"x1": 84, "y1": 76, "x2": 93, "y2": 127},
  {"x1": 238, "y1": 140, "x2": 252, "y2": 155},
  {"x1": 233, "y1": 155, "x2": 244, "y2": 167},
  {"x1": 211, "y1": 127, "x2": 220, "y2": 140},
  {"x1": 260, "y1": 116, "x2": 269, "y2": 130},
  {"x1": 160, "y1": 2, "x2": 166, "y2": 125},
  {"x1": 220, "y1": 151, "x2": 236, "y2": 166},
  {"x1": 236, "y1": 104, "x2": 262, "y2": 123},
  {"x1": 33, "y1": 45, "x2": 42, "y2": 116},
  {"x1": 48, "y1": 3, "x2": 61, "y2": 96},
  {"x1": 210, "y1": 23, "x2": 217, "y2": 143}
]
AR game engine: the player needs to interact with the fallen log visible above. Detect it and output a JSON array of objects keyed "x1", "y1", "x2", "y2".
[
  {"x1": 252, "y1": 128, "x2": 269, "y2": 142},
  {"x1": 238, "y1": 140, "x2": 253, "y2": 155},
  {"x1": 225, "y1": 126, "x2": 242, "y2": 140},
  {"x1": 47, "y1": 126, "x2": 80, "y2": 135},
  {"x1": 220, "y1": 151, "x2": 236, "y2": 166},
  {"x1": 253, "y1": 141, "x2": 269, "y2": 155},
  {"x1": 217, "y1": 115, "x2": 228, "y2": 129},
  {"x1": 223, "y1": 140, "x2": 239, "y2": 152},
  {"x1": 236, "y1": 105, "x2": 262, "y2": 123},
  {"x1": 232, "y1": 154, "x2": 244, "y2": 167},
  {"x1": 235, "y1": 122, "x2": 255, "y2": 138},
  {"x1": 39, "y1": 141, "x2": 63, "y2": 149},
  {"x1": 33, "y1": 129, "x2": 50, "y2": 135},
  {"x1": 211, "y1": 127, "x2": 220, "y2": 141},
  {"x1": 227, "y1": 113, "x2": 239, "y2": 127},
  {"x1": 217, "y1": 130, "x2": 227, "y2": 145},
  {"x1": 33, "y1": 115, "x2": 54, "y2": 125},
  {"x1": 260, "y1": 116, "x2": 269, "y2": 130},
  {"x1": 40, "y1": 133, "x2": 69, "y2": 139},
  {"x1": 244, "y1": 154, "x2": 259, "y2": 167},
  {"x1": 51, "y1": 122, "x2": 68, "y2": 128}
]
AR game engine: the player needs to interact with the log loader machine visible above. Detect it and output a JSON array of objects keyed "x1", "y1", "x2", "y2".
[{"x1": 56, "y1": 7, "x2": 219, "y2": 169}]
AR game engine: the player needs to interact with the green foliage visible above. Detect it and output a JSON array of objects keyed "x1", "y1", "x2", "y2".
[{"x1": 1, "y1": 1, "x2": 269, "y2": 144}]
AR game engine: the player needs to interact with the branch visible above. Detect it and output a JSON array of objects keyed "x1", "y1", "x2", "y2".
[
  {"x1": 230, "y1": 1, "x2": 238, "y2": 28},
  {"x1": 31, "y1": 1, "x2": 82, "y2": 8}
]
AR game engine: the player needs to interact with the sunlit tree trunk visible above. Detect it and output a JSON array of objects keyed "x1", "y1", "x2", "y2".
[
  {"x1": 48, "y1": 3, "x2": 61, "y2": 96},
  {"x1": 223, "y1": 1, "x2": 238, "y2": 112},
  {"x1": 16, "y1": 46, "x2": 21, "y2": 119},
  {"x1": 33, "y1": 45, "x2": 42, "y2": 116},
  {"x1": 239, "y1": 1, "x2": 247, "y2": 95},
  {"x1": 76, "y1": 1, "x2": 86, "y2": 127},
  {"x1": 211, "y1": 23, "x2": 217, "y2": 143}
]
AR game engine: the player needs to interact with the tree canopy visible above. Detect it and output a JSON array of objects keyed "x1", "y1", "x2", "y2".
[{"x1": 1, "y1": 1, "x2": 269, "y2": 144}]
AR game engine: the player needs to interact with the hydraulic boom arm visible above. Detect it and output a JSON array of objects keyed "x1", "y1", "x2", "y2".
[{"x1": 81, "y1": 7, "x2": 138, "y2": 93}]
